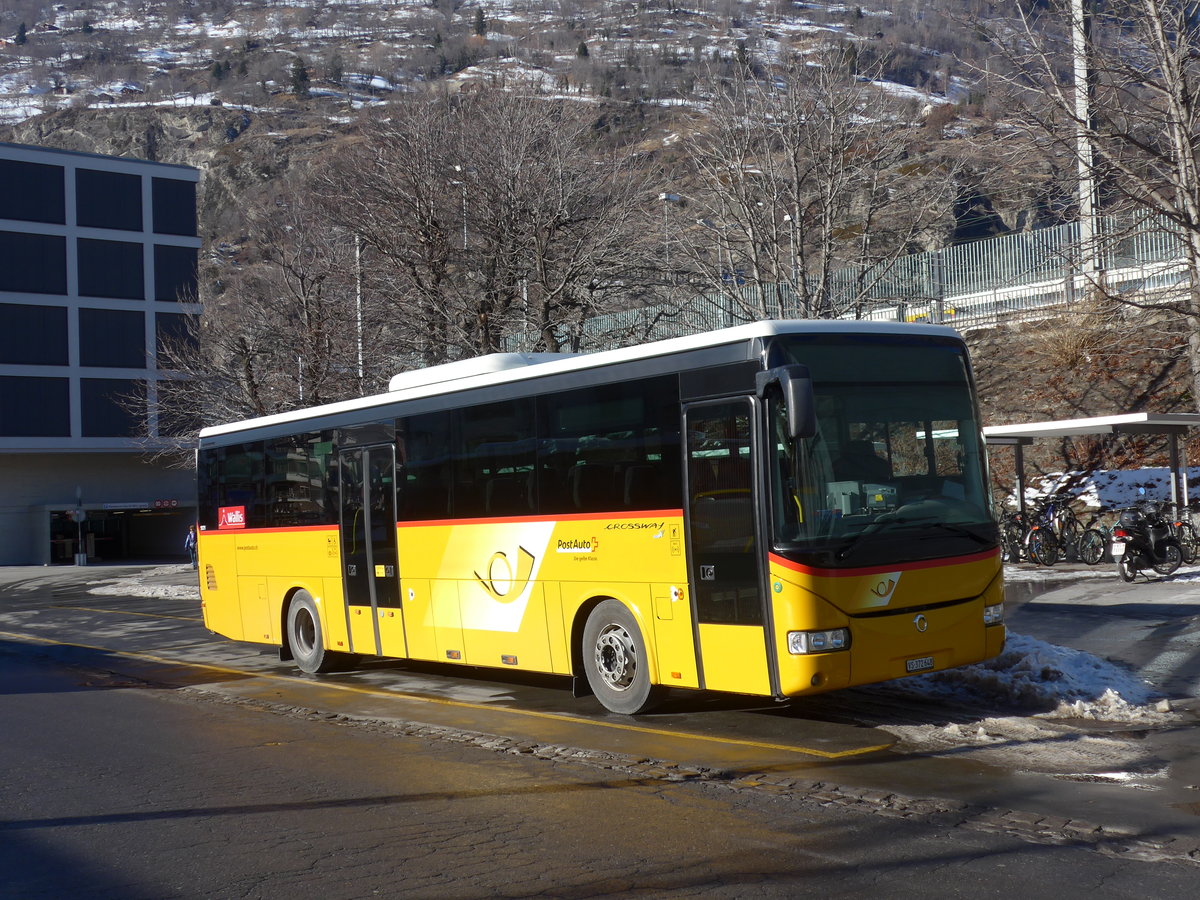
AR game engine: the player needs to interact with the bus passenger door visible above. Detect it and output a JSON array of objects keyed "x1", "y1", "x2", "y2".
[
  {"x1": 339, "y1": 445, "x2": 405, "y2": 658},
  {"x1": 684, "y1": 400, "x2": 773, "y2": 697}
]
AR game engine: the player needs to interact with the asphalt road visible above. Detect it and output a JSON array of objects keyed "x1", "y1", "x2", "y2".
[
  {"x1": 2, "y1": 645, "x2": 1197, "y2": 899},
  {"x1": 2, "y1": 562, "x2": 1200, "y2": 897}
]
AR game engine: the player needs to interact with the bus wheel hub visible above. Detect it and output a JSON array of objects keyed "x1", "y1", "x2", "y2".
[{"x1": 595, "y1": 625, "x2": 635, "y2": 691}]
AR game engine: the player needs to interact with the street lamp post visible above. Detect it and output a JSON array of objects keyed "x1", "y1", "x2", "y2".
[
  {"x1": 73, "y1": 486, "x2": 86, "y2": 566},
  {"x1": 355, "y1": 233, "x2": 364, "y2": 389},
  {"x1": 1071, "y1": 0, "x2": 1099, "y2": 291},
  {"x1": 658, "y1": 192, "x2": 681, "y2": 273},
  {"x1": 781, "y1": 212, "x2": 797, "y2": 284},
  {"x1": 453, "y1": 166, "x2": 468, "y2": 251}
]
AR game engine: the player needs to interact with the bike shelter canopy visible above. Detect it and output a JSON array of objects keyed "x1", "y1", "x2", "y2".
[{"x1": 983, "y1": 413, "x2": 1200, "y2": 514}]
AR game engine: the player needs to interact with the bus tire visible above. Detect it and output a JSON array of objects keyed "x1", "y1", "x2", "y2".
[
  {"x1": 582, "y1": 599, "x2": 661, "y2": 715},
  {"x1": 286, "y1": 591, "x2": 338, "y2": 674}
]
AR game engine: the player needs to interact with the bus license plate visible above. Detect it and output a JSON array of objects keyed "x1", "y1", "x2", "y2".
[
  {"x1": 906, "y1": 656, "x2": 935, "y2": 673},
  {"x1": 1111, "y1": 542, "x2": 1125, "y2": 557}
]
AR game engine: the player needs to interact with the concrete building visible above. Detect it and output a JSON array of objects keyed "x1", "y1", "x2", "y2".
[{"x1": 0, "y1": 142, "x2": 201, "y2": 565}]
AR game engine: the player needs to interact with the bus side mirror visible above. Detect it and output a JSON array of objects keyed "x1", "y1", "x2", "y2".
[{"x1": 756, "y1": 365, "x2": 816, "y2": 440}]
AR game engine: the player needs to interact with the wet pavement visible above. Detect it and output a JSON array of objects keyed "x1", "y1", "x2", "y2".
[{"x1": 3, "y1": 560, "x2": 1200, "y2": 866}]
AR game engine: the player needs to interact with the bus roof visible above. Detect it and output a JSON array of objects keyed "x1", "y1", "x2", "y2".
[{"x1": 199, "y1": 319, "x2": 961, "y2": 440}]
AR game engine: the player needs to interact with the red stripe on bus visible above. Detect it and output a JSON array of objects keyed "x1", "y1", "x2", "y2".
[
  {"x1": 768, "y1": 547, "x2": 1000, "y2": 578},
  {"x1": 396, "y1": 509, "x2": 684, "y2": 528}
]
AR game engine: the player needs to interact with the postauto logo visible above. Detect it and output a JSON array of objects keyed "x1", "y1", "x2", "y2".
[{"x1": 218, "y1": 506, "x2": 246, "y2": 529}]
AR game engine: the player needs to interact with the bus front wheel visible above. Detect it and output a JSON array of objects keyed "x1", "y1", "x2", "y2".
[
  {"x1": 582, "y1": 600, "x2": 661, "y2": 715},
  {"x1": 286, "y1": 591, "x2": 338, "y2": 674}
]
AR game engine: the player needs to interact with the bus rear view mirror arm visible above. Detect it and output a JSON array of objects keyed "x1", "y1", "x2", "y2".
[{"x1": 756, "y1": 365, "x2": 816, "y2": 440}]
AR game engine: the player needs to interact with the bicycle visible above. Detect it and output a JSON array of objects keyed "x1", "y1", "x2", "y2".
[
  {"x1": 1076, "y1": 509, "x2": 1114, "y2": 566},
  {"x1": 1025, "y1": 522, "x2": 1060, "y2": 566},
  {"x1": 1020, "y1": 492, "x2": 1080, "y2": 565},
  {"x1": 1045, "y1": 492, "x2": 1083, "y2": 561},
  {"x1": 998, "y1": 509, "x2": 1027, "y2": 562},
  {"x1": 1164, "y1": 501, "x2": 1199, "y2": 565}
]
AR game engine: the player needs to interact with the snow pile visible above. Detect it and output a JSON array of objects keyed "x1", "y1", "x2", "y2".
[
  {"x1": 1001, "y1": 564, "x2": 1117, "y2": 582},
  {"x1": 87, "y1": 565, "x2": 200, "y2": 601},
  {"x1": 1019, "y1": 466, "x2": 1200, "y2": 511},
  {"x1": 880, "y1": 633, "x2": 1176, "y2": 775},
  {"x1": 894, "y1": 633, "x2": 1168, "y2": 723}
]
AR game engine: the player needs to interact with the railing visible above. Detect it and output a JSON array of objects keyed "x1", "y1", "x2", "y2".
[{"x1": 577, "y1": 214, "x2": 1192, "y2": 349}]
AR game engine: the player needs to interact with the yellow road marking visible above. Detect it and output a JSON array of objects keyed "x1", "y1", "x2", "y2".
[
  {"x1": 0, "y1": 629, "x2": 891, "y2": 760},
  {"x1": 51, "y1": 605, "x2": 202, "y2": 623}
]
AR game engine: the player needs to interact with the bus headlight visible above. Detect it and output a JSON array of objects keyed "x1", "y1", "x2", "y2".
[
  {"x1": 788, "y1": 628, "x2": 849, "y2": 655},
  {"x1": 983, "y1": 603, "x2": 1004, "y2": 625}
]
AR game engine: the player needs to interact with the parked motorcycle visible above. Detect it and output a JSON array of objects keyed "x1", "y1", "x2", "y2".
[{"x1": 1111, "y1": 498, "x2": 1183, "y2": 581}]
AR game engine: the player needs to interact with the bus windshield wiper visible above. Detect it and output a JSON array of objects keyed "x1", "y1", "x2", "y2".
[
  {"x1": 921, "y1": 521, "x2": 994, "y2": 545},
  {"x1": 836, "y1": 515, "x2": 988, "y2": 561},
  {"x1": 834, "y1": 514, "x2": 928, "y2": 560}
]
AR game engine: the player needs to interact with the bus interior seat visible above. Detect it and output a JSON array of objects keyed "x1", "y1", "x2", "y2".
[
  {"x1": 623, "y1": 464, "x2": 657, "y2": 509},
  {"x1": 833, "y1": 440, "x2": 891, "y2": 483},
  {"x1": 694, "y1": 456, "x2": 750, "y2": 496},
  {"x1": 714, "y1": 456, "x2": 751, "y2": 491},
  {"x1": 486, "y1": 473, "x2": 532, "y2": 515},
  {"x1": 403, "y1": 469, "x2": 452, "y2": 519},
  {"x1": 570, "y1": 464, "x2": 613, "y2": 510}
]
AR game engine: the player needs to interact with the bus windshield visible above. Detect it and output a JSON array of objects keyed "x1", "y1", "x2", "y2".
[{"x1": 766, "y1": 333, "x2": 996, "y2": 569}]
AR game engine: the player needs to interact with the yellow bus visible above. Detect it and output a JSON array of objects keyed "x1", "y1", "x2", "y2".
[{"x1": 197, "y1": 320, "x2": 1004, "y2": 714}]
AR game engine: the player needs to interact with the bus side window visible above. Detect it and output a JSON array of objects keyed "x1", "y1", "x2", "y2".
[
  {"x1": 570, "y1": 463, "x2": 613, "y2": 511},
  {"x1": 623, "y1": 464, "x2": 657, "y2": 509},
  {"x1": 402, "y1": 412, "x2": 452, "y2": 520}
]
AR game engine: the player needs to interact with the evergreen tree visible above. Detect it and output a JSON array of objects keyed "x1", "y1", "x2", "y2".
[
  {"x1": 577, "y1": 41, "x2": 589, "y2": 58},
  {"x1": 16, "y1": 22, "x2": 27, "y2": 45},
  {"x1": 326, "y1": 52, "x2": 344, "y2": 85},
  {"x1": 473, "y1": 8, "x2": 486, "y2": 36},
  {"x1": 290, "y1": 57, "x2": 311, "y2": 98}
]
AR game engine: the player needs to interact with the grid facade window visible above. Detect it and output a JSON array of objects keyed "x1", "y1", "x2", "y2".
[
  {"x1": 152, "y1": 178, "x2": 198, "y2": 236},
  {"x1": 0, "y1": 375, "x2": 70, "y2": 436},
  {"x1": 0, "y1": 303, "x2": 68, "y2": 365},
  {"x1": 76, "y1": 169, "x2": 143, "y2": 232},
  {"x1": 79, "y1": 308, "x2": 146, "y2": 368},
  {"x1": 155, "y1": 312, "x2": 196, "y2": 362},
  {"x1": 78, "y1": 238, "x2": 144, "y2": 300},
  {"x1": 0, "y1": 231, "x2": 68, "y2": 295},
  {"x1": 0, "y1": 159, "x2": 66, "y2": 224},
  {"x1": 154, "y1": 244, "x2": 198, "y2": 301},
  {"x1": 81, "y1": 377, "x2": 144, "y2": 437},
  {"x1": 0, "y1": 144, "x2": 199, "y2": 454}
]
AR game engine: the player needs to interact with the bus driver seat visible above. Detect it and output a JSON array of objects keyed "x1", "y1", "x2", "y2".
[{"x1": 833, "y1": 440, "x2": 891, "y2": 483}]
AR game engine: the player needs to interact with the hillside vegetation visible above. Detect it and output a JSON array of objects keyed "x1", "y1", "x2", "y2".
[{"x1": 5, "y1": 0, "x2": 1200, "y2": 485}]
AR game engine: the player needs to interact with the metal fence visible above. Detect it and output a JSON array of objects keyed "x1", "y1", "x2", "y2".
[{"x1": 579, "y1": 214, "x2": 1192, "y2": 349}]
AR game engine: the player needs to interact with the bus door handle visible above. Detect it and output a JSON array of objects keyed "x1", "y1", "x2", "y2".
[{"x1": 700, "y1": 565, "x2": 716, "y2": 580}]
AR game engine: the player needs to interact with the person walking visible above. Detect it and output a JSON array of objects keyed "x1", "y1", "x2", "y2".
[{"x1": 184, "y1": 524, "x2": 198, "y2": 570}]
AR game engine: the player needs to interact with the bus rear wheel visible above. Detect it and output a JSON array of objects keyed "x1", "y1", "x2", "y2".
[
  {"x1": 582, "y1": 600, "x2": 661, "y2": 715},
  {"x1": 286, "y1": 591, "x2": 339, "y2": 674}
]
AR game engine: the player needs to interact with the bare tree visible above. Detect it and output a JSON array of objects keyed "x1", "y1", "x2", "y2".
[
  {"x1": 978, "y1": 0, "x2": 1200, "y2": 413},
  {"x1": 154, "y1": 179, "x2": 386, "y2": 443},
  {"x1": 674, "y1": 42, "x2": 956, "y2": 321},
  {"x1": 318, "y1": 86, "x2": 659, "y2": 362}
]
